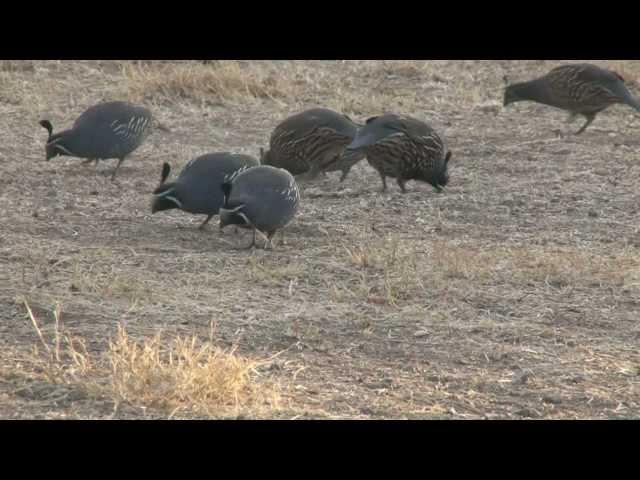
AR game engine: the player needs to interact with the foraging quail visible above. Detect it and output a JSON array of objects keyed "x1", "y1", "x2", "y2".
[
  {"x1": 503, "y1": 63, "x2": 640, "y2": 135},
  {"x1": 152, "y1": 152, "x2": 259, "y2": 230},
  {"x1": 344, "y1": 113, "x2": 451, "y2": 193},
  {"x1": 219, "y1": 165, "x2": 300, "y2": 249},
  {"x1": 261, "y1": 108, "x2": 366, "y2": 182},
  {"x1": 39, "y1": 101, "x2": 153, "y2": 180}
]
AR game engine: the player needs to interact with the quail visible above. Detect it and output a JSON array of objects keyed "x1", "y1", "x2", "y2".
[
  {"x1": 151, "y1": 152, "x2": 259, "y2": 230},
  {"x1": 344, "y1": 113, "x2": 451, "y2": 193},
  {"x1": 219, "y1": 165, "x2": 300, "y2": 249},
  {"x1": 503, "y1": 63, "x2": 640, "y2": 135},
  {"x1": 39, "y1": 101, "x2": 153, "y2": 180},
  {"x1": 261, "y1": 108, "x2": 366, "y2": 182}
]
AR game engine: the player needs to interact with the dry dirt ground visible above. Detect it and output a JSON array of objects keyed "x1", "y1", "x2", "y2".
[{"x1": 0, "y1": 60, "x2": 639, "y2": 419}]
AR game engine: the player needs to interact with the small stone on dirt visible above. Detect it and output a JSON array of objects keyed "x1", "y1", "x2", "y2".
[
  {"x1": 367, "y1": 296, "x2": 387, "y2": 305},
  {"x1": 477, "y1": 103, "x2": 500, "y2": 114},
  {"x1": 564, "y1": 375, "x2": 585, "y2": 384},
  {"x1": 515, "y1": 408, "x2": 540, "y2": 418},
  {"x1": 542, "y1": 395, "x2": 562, "y2": 405},
  {"x1": 513, "y1": 371, "x2": 532, "y2": 385}
]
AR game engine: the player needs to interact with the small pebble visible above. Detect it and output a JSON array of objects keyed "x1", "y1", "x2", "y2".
[{"x1": 542, "y1": 395, "x2": 562, "y2": 405}]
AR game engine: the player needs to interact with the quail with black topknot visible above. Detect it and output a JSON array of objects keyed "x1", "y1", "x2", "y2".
[
  {"x1": 151, "y1": 152, "x2": 259, "y2": 230},
  {"x1": 39, "y1": 101, "x2": 153, "y2": 180},
  {"x1": 503, "y1": 63, "x2": 640, "y2": 135},
  {"x1": 343, "y1": 113, "x2": 451, "y2": 194},
  {"x1": 261, "y1": 108, "x2": 366, "y2": 182},
  {"x1": 219, "y1": 165, "x2": 300, "y2": 249}
]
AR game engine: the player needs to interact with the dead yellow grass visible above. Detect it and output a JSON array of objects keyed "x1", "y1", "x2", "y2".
[
  {"x1": 70, "y1": 262, "x2": 154, "y2": 304},
  {"x1": 429, "y1": 241, "x2": 640, "y2": 290},
  {"x1": 375, "y1": 60, "x2": 431, "y2": 78},
  {"x1": 107, "y1": 326, "x2": 281, "y2": 417},
  {"x1": 119, "y1": 61, "x2": 298, "y2": 104},
  {"x1": 341, "y1": 236, "x2": 424, "y2": 306},
  {"x1": 336, "y1": 236, "x2": 639, "y2": 307},
  {"x1": 245, "y1": 255, "x2": 306, "y2": 285},
  {"x1": 15, "y1": 299, "x2": 282, "y2": 418}
]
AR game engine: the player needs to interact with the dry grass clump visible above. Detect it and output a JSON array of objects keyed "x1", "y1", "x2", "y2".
[
  {"x1": 375, "y1": 60, "x2": 431, "y2": 78},
  {"x1": 70, "y1": 263, "x2": 154, "y2": 304},
  {"x1": 107, "y1": 326, "x2": 281, "y2": 416},
  {"x1": 429, "y1": 242, "x2": 640, "y2": 290},
  {"x1": 336, "y1": 237, "x2": 639, "y2": 307},
  {"x1": 15, "y1": 299, "x2": 282, "y2": 418},
  {"x1": 341, "y1": 236, "x2": 424, "y2": 306},
  {"x1": 508, "y1": 247, "x2": 640, "y2": 290},
  {"x1": 325, "y1": 89, "x2": 426, "y2": 117},
  {"x1": 428, "y1": 240, "x2": 494, "y2": 282},
  {"x1": 244, "y1": 255, "x2": 306, "y2": 286},
  {"x1": 119, "y1": 61, "x2": 299, "y2": 105}
]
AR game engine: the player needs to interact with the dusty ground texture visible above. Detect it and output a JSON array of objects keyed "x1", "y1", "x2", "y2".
[{"x1": 0, "y1": 60, "x2": 639, "y2": 419}]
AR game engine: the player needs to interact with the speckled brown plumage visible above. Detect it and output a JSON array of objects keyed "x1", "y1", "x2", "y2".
[
  {"x1": 344, "y1": 114, "x2": 450, "y2": 193},
  {"x1": 261, "y1": 108, "x2": 365, "y2": 182},
  {"x1": 504, "y1": 63, "x2": 640, "y2": 135}
]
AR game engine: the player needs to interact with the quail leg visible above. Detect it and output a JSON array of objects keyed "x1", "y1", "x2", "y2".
[
  {"x1": 265, "y1": 231, "x2": 276, "y2": 250},
  {"x1": 307, "y1": 164, "x2": 323, "y2": 181},
  {"x1": 396, "y1": 177, "x2": 408, "y2": 194},
  {"x1": 339, "y1": 167, "x2": 350, "y2": 183},
  {"x1": 111, "y1": 157, "x2": 125, "y2": 180},
  {"x1": 379, "y1": 173, "x2": 388, "y2": 192},
  {"x1": 198, "y1": 214, "x2": 214, "y2": 230},
  {"x1": 575, "y1": 113, "x2": 596, "y2": 135}
]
